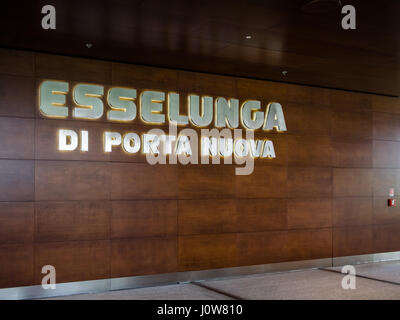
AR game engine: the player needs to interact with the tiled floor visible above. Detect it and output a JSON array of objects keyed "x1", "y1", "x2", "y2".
[
  {"x1": 48, "y1": 261, "x2": 400, "y2": 300},
  {"x1": 327, "y1": 260, "x2": 400, "y2": 285},
  {"x1": 47, "y1": 283, "x2": 232, "y2": 300}
]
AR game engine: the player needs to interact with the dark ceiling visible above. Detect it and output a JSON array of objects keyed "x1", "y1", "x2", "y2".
[{"x1": 1, "y1": 0, "x2": 399, "y2": 96}]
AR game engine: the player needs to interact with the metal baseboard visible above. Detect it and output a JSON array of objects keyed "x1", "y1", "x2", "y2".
[
  {"x1": 1, "y1": 251, "x2": 399, "y2": 300},
  {"x1": 332, "y1": 251, "x2": 400, "y2": 267}
]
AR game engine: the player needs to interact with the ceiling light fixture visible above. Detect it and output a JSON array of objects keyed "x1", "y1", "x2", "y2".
[
  {"x1": 85, "y1": 43, "x2": 93, "y2": 49},
  {"x1": 245, "y1": 35, "x2": 252, "y2": 39}
]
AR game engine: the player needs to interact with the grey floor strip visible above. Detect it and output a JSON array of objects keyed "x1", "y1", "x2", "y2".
[
  {"x1": 319, "y1": 267, "x2": 400, "y2": 287},
  {"x1": 191, "y1": 282, "x2": 246, "y2": 300}
]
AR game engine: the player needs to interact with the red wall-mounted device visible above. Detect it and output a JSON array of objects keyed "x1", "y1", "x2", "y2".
[{"x1": 388, "y1": 199, "x2": 397, "y2": 207}]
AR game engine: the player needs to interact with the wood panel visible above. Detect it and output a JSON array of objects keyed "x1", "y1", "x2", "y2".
[
  {"x1": 373, "y1": 224, "x2": 400, "y2": 253},
  {"x1": 284, "y1": 102, "x2": 331, "y2": 137},
  {"x1": 0, "y1": 48, "x2": 399, "y2": 288},
  {"x1": 0, "y1": 118, "x2": 34, "y2": 159},
  {"x1": 286, "y1": 229, "x2": 332, "y2": 261},
  {"x1": 111, "y1": 237, "x2": 177, "y2": 277},
  {"x1": 35, "y1": 240, "x2": 110, "y2": 284},
  {"x1": 372, "y1": 197, "x2": 400, "y2": 225},
  {"x1": 333, "y1": 168, "x2": 373, "y2": 197},
  {"x1": 237, "y1": 231, "x2": 287, "y2": 266},
  {"x1": 36, "y1": 53, "x2": 112, "y2": 84},
  {"x1": 288, "y1": 167, "x2": 331, "y2": 198},
  {"x1": 0, "y1": 160, "x2": 34, "y2": 201},
  {"x1": 373, "y1": 169, "x2": 400, "y2": 197},
  {"x1": 0, "y1": 48, "x2": 34, "y2": 77},
  {"x1": 179, "y1": 165, "x2": 235, "y2": 199},
  {"x1": 35, "y1": 201, "x2": 111, "y2": 242},
  {"x1": 178, "y1": 70, "x2": 237, "y2": 97},
  {"x1": 178, "y1": 234, "x2": 237, "y2": 271},
  {"x1": 0, "y1": 75, "x2": 35, "y2": 117},
  {"x1": 113, "y1": 62, "x2": 178, "y2": 91},
  {"x1": 0, "y1": 244, "x2": 34, "y2": 288},
  {"x1": 111, "y1": 163, "x2": 178, "y2": 200},
  {"x1": 111, "y1": 200, "x2": 177, "y2": 239},
  {"x1": 330, "y1": 90, "x2": 371, "y2": 113},
  {"x1": 178, "y1": 199, "x2": 237, "y2": 235},
  {"x1": 288, "y1": 136, "x2": 331, "y2": 167},
  {"x1": 35, "y1": 161, "x2": 110, "y2": 201},
  {"x1": 332, "y1": 197, "x2": 373, "y2": 227},
  {"x1": 373, "y1": 140, "x2": 400, "y2": 168},
  {"x1": 331, "y1": 138, "x2": 372, "y2": 168},
  {"x1": 333, "y1": 226, "x2": 373, "y2": 257},
  {"x1": 178, "y1": 198, "x2": 287, "y2": 235},
  {"x1": 235, "y1": 165, "x2": 287, "y2": 198},
  {"x1": 286, "y1": 84, "x2": 330, "y2": 108},
  {"x1": 287, "y1": 198, "x2": 331, "y2": 229},
  {"x1": 235, "y1": 199, "x2": 287, "y2": 233},
  {"x1": 2, "y1": 1, "x2": 400, "y2": 96},
  {"x1": 236, "y1": 78, "x2": 287, "y2": 104},
  {"x1": 372, "y1": 96, "x2": 400, "y2": 114},
  {"x1": 331, "y1": 110, "x2": 372, "y2": 139},
  {"x1": 0, "y1": 202, "x2": 34, "y2": 244},
  {"x1": 373, "y1": 112, "x2": 400, "y2": 141}
]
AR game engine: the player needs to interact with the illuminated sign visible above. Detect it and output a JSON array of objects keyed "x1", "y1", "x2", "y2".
[{"x1": 38, "y1": 80, "x2": 287, "y2": 174}]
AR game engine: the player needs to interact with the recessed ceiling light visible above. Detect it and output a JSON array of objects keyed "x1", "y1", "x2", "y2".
[
  {"x1": 245, "y1": 35, "x2": 252, "y2": 39},
  {"x1": 85, "y1": 43, "x2": 93, "y2": 49}
]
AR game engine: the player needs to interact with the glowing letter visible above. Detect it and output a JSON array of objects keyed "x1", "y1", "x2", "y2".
[
  {"x1": 261, "y1": 140, "x2": 276, "y2": 158},
  {"x1": 104, "y1": 132, "x2": 121, "y2": 152},
  {"x1": 234, "y1": 139, "x2": 249, "y2": 157},
  {"x1": 107, "y1": 87, "x2": 136, "y2": 121},
  {"x1": 201, "y1": 137, "x2": 218, "y2": 156},
  {"x1": 241, "y1": 100, "x2": 264, "y2": 130},
  {"x1": 219, "y1": 138, "x2": 233, "y2": 157},
  {"x1": 39, "y1": 81, "x2": 68, "y2": 118},
  {"x1": 123, "y1": 133, "x2": 141, "y2": 154},
  {"x1": 80, "y1": 130, "x2": 88, "y2": 152},
  {"x1": 168, "y1": 93, "x2": 188, "y2": 125},
  {"x1": 215, "y1": 97, "x2": 239, "y2": 128},
  {"x1": 73, "y1": 84, "x2": 104, "y2": 119},
  {"x1": 176, "y1": 136, "x2": 192, "y2": 155},
  {"x1": 249, "y1": 139, "x2": 263, "y2": 158},
  {"x1": 58, "y1": 129, "x2": 78, "y2": 151},
  {"x1": 140, "y1": 91, "x2": 165, "y2": 124},
  {"x1": 189, "y1": 95, "x2": 213, "y2": 127},
  {"x1": 143, "y1": 134, "x2": 160, "y2": 154},
  {"x1": 263, "y1": 102, "x2": 287, "y2": 132}
]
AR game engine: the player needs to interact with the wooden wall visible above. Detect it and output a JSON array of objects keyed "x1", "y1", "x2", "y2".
[{"x1": 0, "y1": 47, "x2": 400, "y2": 289}]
